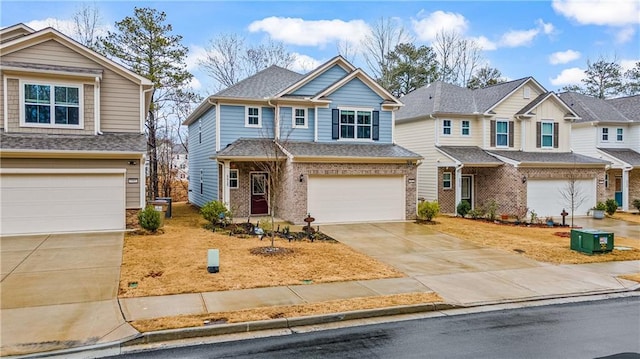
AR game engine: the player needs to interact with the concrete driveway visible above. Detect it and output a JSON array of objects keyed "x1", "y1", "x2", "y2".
[
  {"x1": 571, "y1": 216, "x2": 640, "y2": 240},
  {"x1": 0, "y1": 232, "x2": 136, "y2": 356},
  {"x1": 321, "y1": 222, "x2": 638, "y2": 306}
]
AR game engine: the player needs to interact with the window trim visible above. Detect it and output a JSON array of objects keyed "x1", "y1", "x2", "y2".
[
  {"x1": 292, "y1": 107, "x2": 308, "y2": 129},
  {"x1": 495, "y1": 120, "x2": 509, "y2": 148},
  {"x1": 602, "y1": 128, "x2": 609, "y2": 142},
  {"x1": 616, "y1": 128, "x2": 623, "y2": 142},
  {"x1": 245, "y1": 106, "x2": 262, "y2": 128},
  {"x1": 461, "y1": 120, "x2": 470, "y2": 136},
  {"x1": 605, "y1": 173, "x2": 609, "y2": 188},
  {"x1": 20, "y1": 79, "x2": 84, "y2": 129},
  {"x1": 229, "y1": 169, "x2": 239, "y2": 189},
  {"x1": 540, "y1": 121, "x2": 554, "y2": 148},
  {"x1": 442, "y1": 119, "x2": 452, "y2": 135},
  {"x1": 337, "y1": 107, "x2": 374, "y2": 141},
  {"x1": 443, "y1": 172, "x2": 452, "y2": 190}
]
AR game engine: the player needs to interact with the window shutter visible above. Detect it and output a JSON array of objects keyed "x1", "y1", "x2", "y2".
[
  {"x1": 536, "y1": 122, "x2": 541, "y2": 148},
  {"x1": 553, "y1": 123, "x2": 559, "y2": 148},
  {"x1": 508, "y1": 121, "x2": 514, "y2": 148},
  {"x1": 332, "y1": 109, "x2": 339, "y2": 139},
  {"x1": 490, "y1": 120, "x2": 496, "y2": 147},
  {"x1": 372, "y1": 111, "x2": 380, "y2": 141}
]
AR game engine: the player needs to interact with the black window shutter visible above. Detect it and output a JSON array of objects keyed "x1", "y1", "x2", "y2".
[
  {"x1": 490, "y1": 120, "x2": 496, "y2": 147},
  {"x1": 508, "y1": 121, "x2": 514, "y2": 147},
  {"x1": 372, "y1": 111, "x2": 379, "y2": 140},
  {"x1": 553, "y1": 123, "x2": 559, "y2": 148},
  {"x1": 332, "y1": 109, "x2": 339, "y2": 139},
  {"x1": 536, "y1": 122, "x2": 541, "y2": 148}
]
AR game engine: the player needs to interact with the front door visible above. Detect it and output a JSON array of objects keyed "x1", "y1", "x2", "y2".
[
  {"x1": 251, "y1": 173, "x2": 269, "y2": 215},
  {"x1": 614, "y1": 176, "x2": 622, "y2": 207},
  {"x1": 461, "y1": 175, "x2": 473, "y2": 208}
]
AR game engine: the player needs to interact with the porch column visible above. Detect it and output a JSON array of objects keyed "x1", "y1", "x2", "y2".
[
  {"x1": 222, "y1": 161, "x2": 231, "y2": 208},
  {"x1": 455, "y1": 165, "x2": 463, "y2": 211},
  {"x1": 622, "y1": 168, "x2": 631, "y2": 211}
]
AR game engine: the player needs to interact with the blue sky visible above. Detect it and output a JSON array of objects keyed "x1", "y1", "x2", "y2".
[{"x1": 2, "y1": 0, "x2": 638, "y2": 96}]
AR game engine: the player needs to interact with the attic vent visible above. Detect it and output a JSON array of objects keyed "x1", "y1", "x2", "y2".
[{"x1": 524, "y1": 87, "x2": 531, "y2": 99}]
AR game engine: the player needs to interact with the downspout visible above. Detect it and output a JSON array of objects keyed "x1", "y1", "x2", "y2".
[
  {"x1": 455, "y1": 163, "x2": 464, "y2": 211},
  {"x1": 94, "y1": 76, "x2": 102, "y2": 135},
  {"x1": 207, "y1": 97, "x2": 220, "y2": 152},
  {"x1": 622, "y1": 166, "x2": 632, "y2": 211},
  {"x1": 222, "y1": 160, "x2": 231, "y2": 208},
  {"x1": 266, "y1": 98, "x2": 278, "y2": 140},
  {"x1": 141, "y1": 86, "x2": 154, "y2": 134},
  {"x1": 431, "y1": 114, "x2": 439, "y2": 146},
  {"x1": 3, "y1": 75, "x2": 8, "y2": 132}
]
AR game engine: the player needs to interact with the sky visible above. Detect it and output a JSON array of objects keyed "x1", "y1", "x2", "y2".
[{"x1": 1, "y1": 0, "x2": 639, "y2": 97}]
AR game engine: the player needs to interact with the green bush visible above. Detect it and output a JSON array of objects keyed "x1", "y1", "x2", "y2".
[
  {"x1": 418, "y1": 200, "x2": 440, "y2": 221},
  {"x1": 468, "y1": 208, "x2": 483, "y2": 220},
  {"x1": 456, "y1": 201, "x2": 471, "y2": 218},
  {"x1": 633, "y1": 199, "x2": 640, "y2": 212},
  {"x1": 605, "y1": 199, "x2": 618, "y2": 215},
  {"x1": 484, "y1": 200, "x2": 498, "y2": 221},
  {"x1": 138, "y1": 205, "x2": 162, "y2": 232},
  {"x1": 594, "y1": 201, "x2": 606, "y2": 211},
  {"x1": 201, "y1": 200, "x2": 231, "y2": 228}
]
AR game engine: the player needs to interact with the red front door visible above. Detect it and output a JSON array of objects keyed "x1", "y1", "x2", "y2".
[{"x1": 251, "y1": 173, "x2": 268, "y2": 215}]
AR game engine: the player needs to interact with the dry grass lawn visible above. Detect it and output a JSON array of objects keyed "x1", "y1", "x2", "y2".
[
  {"x1": 611, "y1": 211, "x2": 640, "y2": 224},
  {"x1": 120, "y1": 202, "x2": 404, "y2": 298},
  {"x1": 432, "y1": 216, "x2": 640, "y2": 264},
  {"x1": 130, "y1": 292, "x2": 442, "y2": 332},
  {"x1": 620, "y1": 273, "x2": 640, "y2": 283}
]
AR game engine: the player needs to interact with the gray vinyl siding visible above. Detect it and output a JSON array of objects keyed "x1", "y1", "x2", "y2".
[
  {"x1": 219, "y1": 105, "x2": 275, "y2": 147},
  {"x1": 292, "y1": 65, "x2": 348, "y2": 96},
  {"x1": 99, "y1": 68, "x2": 142, "y2": 133},
  {"x1": 188, "y1": 106, "x2": 218, "y2": 207},
  {"x1": 279, "y1": 106, "x2": 314, "y2": 141}
]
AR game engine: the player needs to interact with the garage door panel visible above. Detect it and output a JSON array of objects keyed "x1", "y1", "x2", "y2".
[{"x1": 527, "y1": 179, "x2": 596, "y2": 218}]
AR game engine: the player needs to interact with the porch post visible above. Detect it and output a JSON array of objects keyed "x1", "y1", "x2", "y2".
[
  {"x1": 222, "y1": 161, "x2": 231, "y2": 208},
  {"x1": 455, "y1": 165, "x2": 463, "y2": 211},
  {"x1": 622, "y1": 168, "x2": 630, "y2": 211}
]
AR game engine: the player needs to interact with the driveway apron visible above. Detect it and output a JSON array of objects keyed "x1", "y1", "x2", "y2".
[
  {"x1": 0, "y1": 232, "x2": 136, "y2": 356},
  {"x1": 321, "y1": 222, "x2": 637, "y2": 306}
]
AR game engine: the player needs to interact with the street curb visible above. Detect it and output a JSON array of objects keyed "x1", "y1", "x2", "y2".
[{"x1": 121, "y1": 302, "x2": 458, "y2": 347}]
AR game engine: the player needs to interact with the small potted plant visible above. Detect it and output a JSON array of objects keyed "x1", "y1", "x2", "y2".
[
  {"x1": 591, "y1": 202, "x2": 606, "y2": 219},
  {"x1": 545, "y1": 216, "x2": 554, "y2": 227}
]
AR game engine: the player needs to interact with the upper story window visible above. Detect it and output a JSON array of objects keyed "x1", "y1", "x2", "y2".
[
  {"x1": 22, "y1": 82, "x2": 82, "y2": 128},
  {"x1": 617, "y1": 128, "x2": 623, "y2": 141},
  {"x1": 541, "y1": 122, "x2": 554, "y2": 148},
  {"x1": 293, "y1": 108, "x2": 307, "y2": 128},
  {"x1": 461, "y1": 120, "x2": 470, "y2": 136},
  {"x1": 198, "y1": 120, "x2": 202, "y2": 143},
  {"x1": 229, "y1": 169, "x2": 238, "y2": 189},
  {"x1": 496, "y1": 120, "x2": 509, "y2": 147},
  {"x1": 602, "y1": 128, "x2": 609, "y2": 141},
  {"x1": 245, "y1": 107, "x2": 261, "y2": 127},
  {"x1": 442, "y1": 120, "x2": 451, "y2": 135},
  {"x1": 332, "y1": 108, "x2": 379, "y2": 141}
]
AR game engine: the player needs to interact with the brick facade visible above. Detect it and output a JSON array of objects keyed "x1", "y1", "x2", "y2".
[{"x1": 630, "y1": 170, "x2": 640, "y2": 210}]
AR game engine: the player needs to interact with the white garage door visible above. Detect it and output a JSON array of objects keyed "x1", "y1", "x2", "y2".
[
  {"x1": 527, "y1": 179, "x2": 596, "y2": 218},
  {"x1": 308, "y1": 175, "x2": 405, "y2": 223},
  {"x1": 1, "y1": 170, "x2": 125, "y2": 235}
]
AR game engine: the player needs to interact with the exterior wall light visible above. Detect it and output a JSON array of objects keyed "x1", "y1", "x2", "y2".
[{"x1": 299, "y1": 174, "x2": 304, "y2": 182}]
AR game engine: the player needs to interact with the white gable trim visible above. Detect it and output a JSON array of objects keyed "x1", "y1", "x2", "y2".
[
  {"x1": 485, "y1": 77, "x2": 546, "y2": 114},
  {"x1": 311, "y1": 69, "x2": 403, "y2": 107}
]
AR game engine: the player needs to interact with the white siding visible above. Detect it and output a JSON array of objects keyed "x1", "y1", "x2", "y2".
[
  {"x1": 571, "y1": 125, "x2": 598, "y2": 156},
  {"x1": 396, "y1": 118, "x2": 437, "y2": 201}
]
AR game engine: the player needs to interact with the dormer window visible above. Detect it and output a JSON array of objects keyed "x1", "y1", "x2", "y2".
[{"x1": 21, "y1": 82, "x2": 82, "y2": 128}]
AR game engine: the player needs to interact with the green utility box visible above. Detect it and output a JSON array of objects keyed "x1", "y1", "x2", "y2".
[{"x1": 570, "y1": 229, "x2": 614, "y2": 254}]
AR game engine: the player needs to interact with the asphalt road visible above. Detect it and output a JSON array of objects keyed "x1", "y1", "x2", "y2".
[{"x1": 112, "y1": 297, "x2": 640, "y2": 359}]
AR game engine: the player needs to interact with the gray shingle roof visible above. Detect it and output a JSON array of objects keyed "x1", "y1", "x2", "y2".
[
  {"x1": 216, "y1": 138, "x2": 284, "y2": 159},
  {"x1": 488, "y1": 150, "x2": 609, "y2": 165},
  {"x1": 516, "y1": 92, "x2": 550, "y2": 115},
  {"x1": 437, "y1": 146, "x2": 503, "y2": 165},
  {"x1": 214, "y1": 66, "x2": 304, "y2": 99},
  {"x1": 473, "y1": 77, "x2": 530, "y2": 111},
  {"x1": 607, "y1": 95, "x2": 640, "y2": 122},
  {"x1": 0, "y1": 132, "x2": 146, "y2": 153},
  {"x1": 598, "y1": 148, "x2": 640, "y2": 166},
  {"x1": 558, "y1": 92, "x2": 632, "y2": 123},
  {"x1": 283, "y1": 141, "x2": 422, "y2": 159}
]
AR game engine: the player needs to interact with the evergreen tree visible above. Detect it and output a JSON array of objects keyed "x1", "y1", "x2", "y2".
[
  {"x1": 582, "y1": 57, "x2": 623, "y2": 99},
  {"x1": 384, "y1": 43, "x2": 439, "y2": 97},
  {"x1": 467, "y1": 66, "x2": 505, "y2": 89}
]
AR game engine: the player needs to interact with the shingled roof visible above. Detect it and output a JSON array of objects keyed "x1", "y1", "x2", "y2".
[
  {"x1": 488, "y1": 150, "x2": 609, "y2": 166},
  {"x1": 558, "y1": 92, "x2": 632, "y2": 123},
  {"x1": 216, "y1": 138, "x2": 285, "y2": 160},
  {"x1": 598, "y1": 148, "x2": 640, "y2": 166},
  {"x1": 0, "y1": 132, "x2": 146, "y2": 153},
  {"x1": 283, "y1": 141, "x2": 421, "y2": 160},
  {"x1": 214, "y1": 66, "x2": 304, "y2": 99},
  {"x1": 607, "y1": 95, "x2": 640, "y2": 122},
  {"x1": 437, "y1": 146, "x2": 503, "y2": 166}
]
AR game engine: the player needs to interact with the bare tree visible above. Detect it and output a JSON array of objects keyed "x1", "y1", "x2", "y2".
[
  {"x1": 432, "y1": 30, "x2": 484, "y2": 86},
  {"x1": 361, "y1": 17, "x2": 412, "y2": 89},
  {"x1": 245, "y1": 40, "x2": 295, "y2": 74},
  {"x1": 559, "y1": 169, "x2": 588, "y2": 228},
  {"x1": 336, "y1": 40, "x2": 357, "y2": 63},
  {"x1": 72, "y1": 2, "x2": 102, "y2": 49}
]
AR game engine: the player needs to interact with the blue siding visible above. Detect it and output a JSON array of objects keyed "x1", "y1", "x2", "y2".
[
  {"x1": 292, "y1": 65, "x2": 348, "y2": 96},
  {"x1": 219, "y1": 105, "x2": 275, "y2": 147},
  {"x1": 188, "y1": 106, "x2": 218, "y2": 207},
  {"x1": 279, "y1": 106, "x2": 314, "y2": 141},
  {"x1": 317, "y1": 78, "x2": 393, "y2": 143}
]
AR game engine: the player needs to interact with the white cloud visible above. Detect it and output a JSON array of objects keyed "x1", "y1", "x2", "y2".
[
  {"x1": 549, "y1": 49, "x2": 581, "y2": 65},
  {"x1": 621, "y1": 59, "x2": 639, "y2": 72},
  {"x1": 499, "y1": 29, "x2": 539, "y2": 47},
  {"x1": 550, "y1": 67, "x2": 585, "y2": 86},
  {"x1": 185, "y1": 45, "x2": 207, "y2": 71},
  {"x1": 290, "y1": 53, "x2": 322, "y2": 73},
  {"x1": 469, "y1": 36, "x2": 497, "y2": 51},
  {"x1": 412, "y1": 10, "x2": 468, "y2": 42},
  {"x1": 25, "y1": 18, "x2": 76, "y2": 36},
  {"x1": 187, "y1": 77, "x2": 202, "y2": 90},
  {"x1": 248, "y1": 17, "x2": 370, "y2": 47},
  {"x1": 552, "y1": 0, "x2": 640, "y2": 26},
  {"x1": 615, "y1": 26, "x2": 636, "y2": 43},
  {"x1": 536, "y1": 19, "x2": 555, "y2": 35}
]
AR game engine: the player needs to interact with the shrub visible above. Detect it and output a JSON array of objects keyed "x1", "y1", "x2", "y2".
[
  {"x1": 594, "y1": 202, "x2": 606, "y2": 211},
  {"x1": 605, "y1": 199, "x2": 618, "y2": 215},
  {"x1": 468, "y1": 208, "x2": 483, "y2": 219},
  {"x1": 138, "y1": 205, "x2": 162, "y2": 232},
  {"x1": 633, "y1": 199, "x2": 640, "y2": 212},
  {"x1": 201, "y1": 200, "x2": 231, "y2": 228},
  {"x1": 484, "y1": 200, "x2": 498, "y2": 221},
  {"x1": 456, "y1": 201, "x2": 471, "y2": 217},
  {"x1": 418, "y1": 200, "x2": 440, "y2": 221}
]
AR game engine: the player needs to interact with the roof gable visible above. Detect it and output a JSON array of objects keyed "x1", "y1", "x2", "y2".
[
  {"x1": 477, "y1": 77, "x2": 546, "y2": 113},
  {"x1": 516, "y1": 92, "x2": 579, "y2": 118},
  {"x1": 276, "y1": 55, "x2": 356, "y2": 97},
  {"x1": 313, "y1": 68, "x2": 403, "y2": 107},
  {"x1": 213, "y1": 65, "x2": 303, "y2": 99},
  {"x1": 0, "y1": 23, "x2": 35, "y2": 44}
]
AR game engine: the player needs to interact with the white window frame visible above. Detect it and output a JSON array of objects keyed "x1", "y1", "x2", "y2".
[
  {"x1": 602, "y1": 128, "x2": 609, "y2": 141},
  {"x1": 496, "y1": 120, "x2": 509, "y2": 147},
  {"x1": 523, "y1": 87, "x2": 531, "y2": 99},
  {"x1": 443, "y1": 172, "x2": 452, "y2": 189},
  {"x1": 338, "y1": 107, "x2": 373, "y2": 141},
  {"x1": 292, "y1": 107, "x2": 308, "y2": 129},
  {"x1": 229, "y1": 169, "x2": 239, "y2": 189},
  {"x1": 616, "y1": 128, "x2": 623, "y2": 142},
  {"x1": 245, "y1": 106, "x2": 261, "y2": 128},
  {"x1": 442, "y1": 119, "x2": 452, "y2": 135},
  {"x1": 541, "y1": 121, "x2": 554, "y2": 148},
  {"x1": 461, "y1": 120, "x2": 470, "y2": 136},
  {"x1": 605, "y1": 173, "x2": 609, "y2": 188},
  {"x1": 20, "y1": 79, "x2": 84, "y2": 129}
]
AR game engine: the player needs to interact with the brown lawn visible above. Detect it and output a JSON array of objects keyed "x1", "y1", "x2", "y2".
[
  {"x1": 611, "y1": 211, "x2": 640, "y2": 224},
  {"x1": 120, "y1": 202, "x2": 404, "y2": 298},
  {"x1": 432, "y1": 216, "x2": 640, "y2": 264}
]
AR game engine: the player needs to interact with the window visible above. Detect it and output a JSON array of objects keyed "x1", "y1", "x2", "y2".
[
  {"x1": 293, "y1": 108, "x2": 307, "y2": 128},
  {"x1": 198, "y1": 120, "x2": 202, "y2": 143},
  {"x1": 523, "y1": 87, "x2": 531, "y2": 99},
  {"x1": 617, "y1": 128, "x2": 623, "y2": 141},
  {"x1": 229, "y1": 169, "x2": 238, "y2": 189},
  {"x1": 340, "y1": 110, "x2": 372, "y2": 139},
  {"x1": 461, "y1": 120, "x2": 470, "y2": 136},
  {"x1": 443, "y1": 172, "x2": 452, "y2": 189},
  {"x1": 442, "y1": 120, "x2": 451, "y2": 135},
  {"x1": 246, "y1": 107, "x2": 261, "y2": 127},
  {"x1": 541, "y1": 122, "x2": 554, "y2": 148},
  {"x1": 496, "y1": 120, "x2": 508, "y2": 147},
  {"x1": 602, "y1": 128, "x2": 609, "y2": 141},
  {"x1": 22, "y1": 82, "x2": 81, "y2": 127},
  {"x1": 605, "y1": 173, "x2": 609, "y2": 188},
  {"x1": 200, "y1": 169, "x2": 203, "y2": 195}
]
